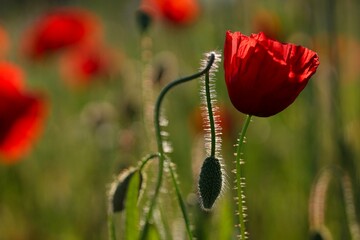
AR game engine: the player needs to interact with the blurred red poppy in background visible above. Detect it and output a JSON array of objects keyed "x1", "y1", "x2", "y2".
[
  {"x1": 252, "y1": 9, "x2": 282, "y2": 40},
  {"x1": 21, "y1": 7, "x2": 102, "y2": 60},
  {"x1": 0, "y1": 61, "x2": 47, "y2": 164},
  {"x1": 140, "y1": 0, "x2": 199, "y2": 26},
  {"x1": 158, "y1": 0, "x2": 199, "y2": 25},
  {"x1": 224, "y1": 31, "x2": 319, "y2": 117},
  {"x1": 190, "y1": 104, "x2": 235, "y2": 139},
  {"x1": 0, "y1": 24, "x2": 10, "y2": 57},
  {"x1": 59, "y1": 43, "x2": 117, "y2": 87}
]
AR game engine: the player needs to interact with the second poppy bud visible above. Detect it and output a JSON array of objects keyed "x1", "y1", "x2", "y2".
[{"x1": 198, "y1": 156, "x2": 223, "y2": 210}]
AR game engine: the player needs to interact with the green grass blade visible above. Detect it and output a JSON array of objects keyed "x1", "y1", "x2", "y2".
[
  {"x1": 147, "y1": 224, "x2": 161, "y2": 240},
  {"x1": 125, "y1": 171, "x2": 140, "y2": 240}
]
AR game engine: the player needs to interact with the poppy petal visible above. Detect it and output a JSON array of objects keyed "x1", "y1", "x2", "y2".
[
  {"x1": 224, "y1": 31, "x2": 319, "y2": 117},
  {"x1": 0, "y1": 61, "x2": 47, "y2": 163}
]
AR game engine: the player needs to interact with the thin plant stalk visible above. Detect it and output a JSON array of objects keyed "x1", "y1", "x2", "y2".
[
  {"x1": 138, "y1": 153, "x2": 160, "y2": 171},
  {"x1": 108, "y1": 213, "x2": 117, "y2": 240},
  {"x1": 341, "y1": 173, "x2": 360, "y2": 240},
  {"x1": 167, "y1": 159, "x2": 193, "y2": 237},
  {"x1": 204, "y1": 71, "x2": 216, "y2": 158},
  {"x1": 234, "y1": 115, "x2": 252, "y2": 239},
  {"x1": 140, "y1": 53, "x2": 216, "y2": 240}
]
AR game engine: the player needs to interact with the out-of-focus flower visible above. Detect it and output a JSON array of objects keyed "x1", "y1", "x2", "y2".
[
  {"x1": 59, "y1": 43, "x2": 117, "y2": 87},
  {"x1": 252, "y1": 9, "x2": 282, "y2": 40},
  {"x1": 312, "y1": 34, "x2": 360, "y2": 83},
  {"x1": 0, "y1": 61, "x2": 47, "y2": 164},
  {"x1": 158, "y1": 0, "x2": 199, "y2": 25},
  {"x1": 140, "y1": 0, "x2": 199, "y2": 26},
  {"x1": 0, "y1": 24, "x2": 10, "y2": 57},
  {"x1": 336, "y1": 35, "x2": 360, "y2": 83},
  {"x1": 224, "y1": 31, "x2": 319, "y2": 117},
  {"x1": 21, "y1": 7, "x2": 102, "y2": 59},
  {"x1": 190, "y1": 104, "x2": 235, "y2": 139}
]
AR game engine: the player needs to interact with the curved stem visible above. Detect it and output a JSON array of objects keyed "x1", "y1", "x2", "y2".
[
  {"x1": 235, "y1": 115, "x2": 252, "y2": 239},
  {"x1": 139, "y1": 153, "x2": 160, "y2": 172},
  {"x1": 204, "y1": 71, "x2": 216, "y2": 157},
  {"x1": 140, "y1": 53, "x2": 215, "y2": 240}
]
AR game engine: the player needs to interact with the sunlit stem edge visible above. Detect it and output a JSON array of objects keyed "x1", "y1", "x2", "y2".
[
  {"x1": 235, "y1": 114, "x2": 252, "y2": 239},
  {"x1": 140, "y1": 53, "x2": 216, "y2": 240},
  {"x1": 204, "y1": 71, "x2": 216, "y2": 157}
]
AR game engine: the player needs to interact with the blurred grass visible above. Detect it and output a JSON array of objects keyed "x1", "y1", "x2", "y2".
[{"x1": 1, "y1": 0, "x2": 360, "y2": 239}]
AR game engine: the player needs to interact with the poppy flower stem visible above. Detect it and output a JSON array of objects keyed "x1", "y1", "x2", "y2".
[
  {"x1": 140, "y1": 53, "x2": 216, "y2": 240},
  {"x1": 204, "y1": 71, "x2": 216, "y2": 157},
  {"x1": 235, "y1": 114, "x2": 252, "y2": 239}
]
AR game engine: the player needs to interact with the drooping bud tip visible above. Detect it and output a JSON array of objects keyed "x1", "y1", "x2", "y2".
[{"x1": 198, "y1": 156, "x2": 223, "y2": 210}]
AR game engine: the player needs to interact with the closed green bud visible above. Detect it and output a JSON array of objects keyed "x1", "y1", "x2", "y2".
[
  {"x1": 309, "y1": 227, "x2": 333, "y2": 240},
  {"x1": 108, "y1": 168, "x2": 143, "y2": 213},
  {"x1": 136, "y1": 9, "x2": 152, "y2": 35},
  {"x1": 198, "y1": 156, "x2": 223, "y2": 210}
]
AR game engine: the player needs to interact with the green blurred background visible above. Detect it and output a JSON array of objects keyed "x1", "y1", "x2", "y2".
[{"x1": 1, "y1": 0, "x2": 360, "y2": 239}]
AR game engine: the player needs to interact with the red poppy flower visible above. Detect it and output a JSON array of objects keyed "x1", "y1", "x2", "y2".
[
  {"x1": 140, "y1": 0, "x2": 199, "y2": 25},
  {"x1": 0, "y1": 61, "x2": 47, "y2": 164},
  {"x1": 0, "y1": 24, "x2": 10, "y2": 57},
  {"x1": 59, "y1": 43, "x2": 116, "y2": 87},
  {"x1": 21, "y1": 7, "x2": 102, "y2": 59},
  {"x1": 224, "y1": 31, "x2": 320, "y2": 117}
]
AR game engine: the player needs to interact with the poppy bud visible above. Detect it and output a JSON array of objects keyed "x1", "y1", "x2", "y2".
[
  {"x1": 310, "y1": 232, "x2": 324, "y2": 240},
  {"x1": 198, "y1": 156, "x2": 223, "y2": 210},
  {"x1": 309, "y1": 228, "x2": 333, "y2": 240},
  {"x1": 136, "y1": 9, "x2": 153, "y2": 34},
  {"x1": 108, "y1": 168, "x2": 143, "y2": 213}
]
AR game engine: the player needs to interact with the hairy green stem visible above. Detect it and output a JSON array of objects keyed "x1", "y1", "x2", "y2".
[
  {"x1": 204, "y1": 71, "x2": 216, "y2": 157},
  {"x1": 140, "y1": 53, "x2": 216, "y2": 240},
  {"x1": 235, "y1": 115, "x2": 252, "y2": 239}
]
